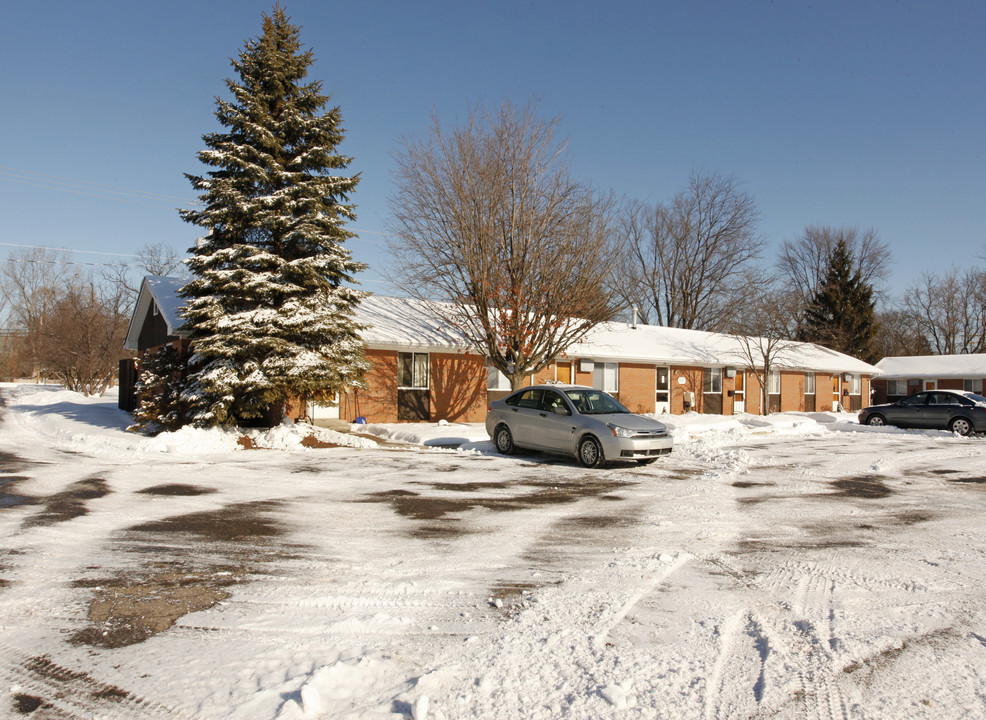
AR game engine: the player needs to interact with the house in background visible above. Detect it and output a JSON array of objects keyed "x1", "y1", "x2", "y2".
[
  {"x1": 119, "y1": 276, "x2": 190, "y2": 411},
  {"x1": 122, "y1": 276, "x2": 881, "y2": 423},
  {"x1": 871, "y1": 354, "x2": 986, "y2": 404}
]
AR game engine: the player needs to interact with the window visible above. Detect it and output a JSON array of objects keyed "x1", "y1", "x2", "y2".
[
  {"x1": 703, "y1": 367, "x2": 722, "y2": 394},
  {"x1": 963, "y1": 378, "x2": 983, "y2": 393},
  {"x1": 593, "y1": 362, "x2": 619, "y2": 392},
  {"x1": 805, "y1": 372, "x2": 815, "y2": 395},
  {"x1": 850, "y1": 374, "x2": 861, "y2": 395},
  {"x1": 487, "y1": 364, "x2": 511, "y2": 391},
  {"x1": 542, "y1": 391, "x2": 571, "y2": 415},
  {"x1": 398, "y1": 352, "x2": 429, "y2": 389},
  {"x1": 887, "y1": 378, "x2": 906, "y2": 396},
  {"x1": 506, "y1": 389, "x2": 543, "y2": 409},
  {"x1": 767, "y1": 370, "x2": 780, "y2": 395}
]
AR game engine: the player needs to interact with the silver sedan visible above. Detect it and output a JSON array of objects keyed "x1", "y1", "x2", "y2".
[{"x1": 485, "y1": 384, "x2": 673, "y2": 468}]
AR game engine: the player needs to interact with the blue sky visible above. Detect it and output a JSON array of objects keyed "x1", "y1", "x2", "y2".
[{"x1": 2, "y1": 0, "x2": 983, "y2": 300}]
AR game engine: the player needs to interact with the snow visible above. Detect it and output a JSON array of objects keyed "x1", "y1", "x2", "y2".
[
  {"x1": 2, "y1": 382, "x2": 986, "y2": 719},
  {"x1": 876, "y1": 353, "x2": 986, "y2": 378}
]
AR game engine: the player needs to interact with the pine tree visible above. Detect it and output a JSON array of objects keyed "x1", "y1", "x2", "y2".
[
  {"x1": 178, "y1": 6, "x2": 368, "y2": 427},
  {"x1": 129, "y1": 346, "x2": 192, "y2": 434},
  {"x1": 800, "y1": 239, "x2": 878, "y2": 362}
]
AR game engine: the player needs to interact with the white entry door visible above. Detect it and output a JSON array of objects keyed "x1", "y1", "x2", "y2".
[
  {"x1": 655, "y1": 366, "x2": 670, "y2": 414},
  {"x1": 733, "y1": 371, "x2": 745, "y2": 414},
  {"x1": 310, "y1": 394, "x2": 341, "y2": 422}
]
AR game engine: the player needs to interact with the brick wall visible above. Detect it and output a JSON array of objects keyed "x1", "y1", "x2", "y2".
[
  {"x1": 780, "y1": 371, "x2": 804, "y2": 412},
  {"x1": 617, "y1": 363, "x2": 655, "y2": 414},
  {"x1": 335, "y1": 349, "x2": 875, "y2": 422},
  {"x1": 339, "y1": 348, "x2": 398, "y2": 423},
  {"x1": 430, "y1": 352, "x2": 487, "y2": 422}
]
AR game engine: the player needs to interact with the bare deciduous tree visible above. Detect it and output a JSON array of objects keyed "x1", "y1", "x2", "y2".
[
  {"x1": 34, "y1": 278, "x2": 131, "y2": 396},
  {"x1": 388, "y1": 98, "x2": 617, "y2": 389},
  {"x1": 873, "y1": 307, "x2": 931, "y2": 359},
  {"x1": 0, "y1": 247, "x2": 71, "y2": 379},
  {"x1": 730, "y1": 284, "x2": 801, "y2": 415},
  {"x1": 903, "y1": 268, "x2": 986, "y2": 354},
  {"x1": 778, "y1": 225, "x2": 891, "y2": 313},
  {"x1": 612, "y1": 171, "x2": 764, "y2": 331},
  {"x1": 101, "y1": 242, "x2": 188, "y2": 316}
]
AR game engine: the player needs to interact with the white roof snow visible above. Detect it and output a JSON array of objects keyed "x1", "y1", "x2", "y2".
[
  {"x1": 355, "y1": 295, "x2": 878, "y2": 375},
  {"x1": 125, "y1": 279, "x2": 879, "y2": 375},
  {"x1": 876, "y1": 354, "x2": 986, "y2": 379}
]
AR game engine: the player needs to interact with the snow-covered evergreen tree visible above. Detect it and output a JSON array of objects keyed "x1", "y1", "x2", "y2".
[
  {"x1": 179, "y1": 6, "x2": 368, "y2": 427},
  {"x1": 129, "y1": 345, "x2": 192, "y2": 434}
]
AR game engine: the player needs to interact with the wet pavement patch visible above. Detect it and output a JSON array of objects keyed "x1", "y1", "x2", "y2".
[
  {"x1": 557, "y1": 514, "x2": 636, "y2": 530},
  {"x1": 827, "y1": 475, "x2": 893, "y2": 500},
  {"x1": 129, "y1": 500, "x2": 284, "y2": 541},
  {"x1": 361, "y1": 479, "x2": 632, "y2": 526},
  {"x1": 136, "y1": 483, "x2": 217, "y2": 496},
  {"x1": 361, "y1": 478, "x2": 634, "y2": 540},
  {"x1": 948, "y1": 476, "x2": 986, "y2": 485},
  {"x1": 23, "y1": 476, "x2": 111, "y2": 528},
  {"x1": 0, "y1": 450, "x2": 31, "y2": 473},
  {"x1": 416, "y1": 481, "x2": 510, "y2": 493},
  {"x1": 70, "y1": 562, "x2": 243, "y2": 648},
  {"x1": 13, "y1": 693, "x2": 46, "y2": 714},
  {"x1": 733, "y1": 481, "x2": 777, "y2": 489},
  {"x1": 70, "y1": 501, "x2": 294, "y2": 648},
  {"x1": 0, "y1": 477, "x2": 38, "y2": 510},
  {"x1": 891, "y1": 510, "x2": 936, "y2": 525}
]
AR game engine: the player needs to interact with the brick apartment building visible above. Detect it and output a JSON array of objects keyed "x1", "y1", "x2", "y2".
[{"x1": 123, "y1": 277, "x2": 880, "y2": 424}]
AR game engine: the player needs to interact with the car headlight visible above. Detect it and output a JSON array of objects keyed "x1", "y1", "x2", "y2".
[{"x1": 607, "y1": 423, "x2": 635, "y2": 438}]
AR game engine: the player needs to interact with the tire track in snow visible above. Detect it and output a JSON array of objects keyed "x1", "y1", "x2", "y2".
[
  {"x1": 590, "y1": 552, "x2": 691, "y2": 653},
  {"x1": 0, "y1": 642, "x2": 188, "y2": 719},
  {"x1": 703, "y1": 608, "x2": 771, "y2": 720}
]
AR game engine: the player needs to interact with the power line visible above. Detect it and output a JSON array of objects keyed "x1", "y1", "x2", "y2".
[
  {"x1": 0, "y1": 166, "x2": 201, "y2": 209},
  {"x1": 0, "y1": 242, "x2": 142, "y2": 258}
]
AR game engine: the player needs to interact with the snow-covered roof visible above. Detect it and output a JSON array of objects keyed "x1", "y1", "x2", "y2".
[
  {"x1": 356, "y1": 295, "x2": 470, "y2": 349},
  {"x1": 123, "y1": 276, "x2": 187, "y2": 350},
  {"x1": 125, "y1": 280, "x2": 879, "y2": 374},
  {"x1": 356, "y1": 295, "x2": 878, "y2": 375},
  {"x1": 562, "y1": 320, "x2": 878, "y2": 374},
  {"x1": 876, "y1": 354, "x2": 986, "y2": 379}
]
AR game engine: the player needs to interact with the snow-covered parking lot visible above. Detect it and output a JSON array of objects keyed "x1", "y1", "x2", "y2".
[{"x1": 1, "y1": 383, "x2": 985, "y2": 720}]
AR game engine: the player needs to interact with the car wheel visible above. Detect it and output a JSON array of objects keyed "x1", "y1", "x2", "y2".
[
  {"x1": 494, "y1": 424, "x2": 515, "y2": 454},
  {"x1": 866, "y1": 414, "x2": 886, "y2": 427},
  {"x1": 949, "y1": 417, "x2": 973, "y2": 436},
  {"x1": 577, "y1": 436, "x2": 603, "y2": 468}
]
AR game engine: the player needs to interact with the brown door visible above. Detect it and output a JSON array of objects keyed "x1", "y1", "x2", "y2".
[
  {"x1": 733, "y1": 371, "x2": 745, "y2": 413},
  {"x1": 556, "y1": 362, "x2": 572, "y2": 384}
]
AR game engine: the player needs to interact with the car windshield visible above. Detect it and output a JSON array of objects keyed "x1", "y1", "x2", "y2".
[
  {"x1": 564, "y1": 389, "x2": 630, "y2": 415},
  {"x1": 965, "y1": 392, "x2": 986, "y2": 405}
]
